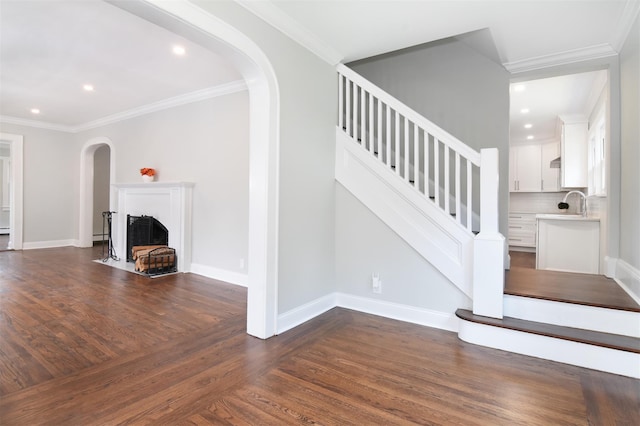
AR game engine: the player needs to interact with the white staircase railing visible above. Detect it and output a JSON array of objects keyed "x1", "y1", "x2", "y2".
[
  {"x1": 338, "y1": 64, "x2": 480, "y2": 232},
  {"x1": 336, "y1": 64, "x2": 504, "y2": 317}
]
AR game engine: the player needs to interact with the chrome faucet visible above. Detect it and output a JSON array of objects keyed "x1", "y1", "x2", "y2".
[{"x1": 560, "y1": 190, "x2": 588, "y2": 216}]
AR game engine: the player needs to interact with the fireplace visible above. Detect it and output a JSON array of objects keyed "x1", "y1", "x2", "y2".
[
  {"x1": 113, "y1": 182, "x2": 194, "y2": 273},
  {"x1": 126, "y1": 215, "x2": 169, "y2": 262}
]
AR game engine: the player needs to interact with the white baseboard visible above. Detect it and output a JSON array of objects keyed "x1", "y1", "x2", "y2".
[
  {"x1": 614, "y1": 258, "x2": 640, "y2": 305},
  {"x1": 22, "y1": 239, "x2": 78, "y2": 250},
  {"x1": 277, "y1": 292, "x2": 459, "y2": 335},
  {"x1": 458, "y1": 319, "x2": 640, "y2": 379},
  {"x1": 189, "y1": 263, "x2": 248, "y2": 287},
  {"x1": 277, "y1": 293, "x2": 337, "y2": 334}
]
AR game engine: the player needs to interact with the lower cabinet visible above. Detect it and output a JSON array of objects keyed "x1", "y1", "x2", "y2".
[{"x1": 508, "y1": 213, "x2": 536, "y2": 248}]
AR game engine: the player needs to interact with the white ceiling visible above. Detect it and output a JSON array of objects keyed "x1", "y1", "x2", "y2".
[{"x1": 0, "y1": 0, "x2": 637, "y2": 131}]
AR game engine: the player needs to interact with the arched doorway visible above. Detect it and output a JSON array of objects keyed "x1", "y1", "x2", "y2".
[
  {"x1": 88, "y1": 1, "x2": 281, "y2": 339},
  {"x1": 79, "y1": 138, "x2": 116, "y2": 248}
]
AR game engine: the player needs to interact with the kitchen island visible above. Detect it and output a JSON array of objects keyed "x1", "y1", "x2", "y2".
[{"x1": 536, "y1": 214, "x2": 600, "y2": 274}]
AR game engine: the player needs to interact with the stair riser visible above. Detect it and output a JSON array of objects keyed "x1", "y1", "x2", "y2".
[
  {"x1": 504, "y1": 295, "x2": 640, "y2": 338},
  {"x1": 458, "y1": 319, "x2": 640, "y2": 379}
]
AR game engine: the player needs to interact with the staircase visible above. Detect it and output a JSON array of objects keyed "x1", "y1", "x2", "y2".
[{"x1": 335, "y1": 64, "x2": 640, "y2": 379}]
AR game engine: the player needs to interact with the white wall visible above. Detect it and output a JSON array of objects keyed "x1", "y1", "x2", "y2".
[
  {"x1": 0, "y1": 124, "x2": 78, "y2": 245},
  {"x1": 619, "y1": 14, "x2": 640, "y2": 272},
  {"x1": 348, "y1": 36, "x2": 511, "y2": 239},
  {"x1": 77, "y1": 93, "x2": 250, "y2": 276},
  {"x1": 93, "y1": 145, "x2": 110, "y2": 238},
  {"x1": 335, "y1": 184, "x2": 470, "y2": 311}
]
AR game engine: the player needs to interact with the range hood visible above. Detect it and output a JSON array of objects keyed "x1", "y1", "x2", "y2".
[{"x1": 550, "y1": 156, "x2": 561, "y2": 168}]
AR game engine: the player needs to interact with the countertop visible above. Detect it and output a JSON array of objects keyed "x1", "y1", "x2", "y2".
[{"x1": 536, "y1": 213, "x2": 600, "y2": 222}]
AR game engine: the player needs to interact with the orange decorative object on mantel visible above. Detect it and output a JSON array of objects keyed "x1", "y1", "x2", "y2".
[{"x1": 140, "y1": 167, "x2": 156, "y2": 182}]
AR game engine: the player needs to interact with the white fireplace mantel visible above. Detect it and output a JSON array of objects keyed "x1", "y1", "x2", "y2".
[{"x1": 113, "y1": 182, "x2": 194, "y2": 272}]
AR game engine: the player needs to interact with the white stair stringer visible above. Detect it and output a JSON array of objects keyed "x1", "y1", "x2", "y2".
[
  {"x1": 504, "y1": 295, "x2": 640, "y2": 338},
  {"x1": 336, "y1": 128, "x2": 474, "y2": 298},
  {"x1": 458, "y1": 318, "x2": 640, "y2": 379}
]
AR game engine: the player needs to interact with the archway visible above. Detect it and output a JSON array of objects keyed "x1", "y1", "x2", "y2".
[
  {"x1": 79, "y1": 138, "x2": 116, "y2": 248},
  {"x1": 102, "y1": 1, "x2": 280, "y2": 339}
]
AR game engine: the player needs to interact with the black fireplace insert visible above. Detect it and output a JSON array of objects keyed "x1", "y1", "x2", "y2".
[{"x1": 126, "y1": 215, "x2": 169, "y2": 262}]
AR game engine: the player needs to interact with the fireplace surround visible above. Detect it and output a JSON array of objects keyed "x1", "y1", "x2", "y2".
[{"x1": 113, "y1": 182, "x2": 193, "y2": 273}]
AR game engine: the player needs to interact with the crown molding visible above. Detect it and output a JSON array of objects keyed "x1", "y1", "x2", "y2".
[
  {"x1": 503, "y1": 43, "x2": 618, "y2": 74},
  {"x1": 0, "y1": 116, "x2": 75, "y2": 133},
  {"x1": 0, "y1": 80, "x2": 247, "y2": 134},
  {"x1": 75, "y1": 79, "x2": 247, "y2": 132},
  {"x1": 611, "y1": 0, "x2": 640, "y2": 52},
  {"x1": 235, "y1": 0, "x2": 343, "y2": 65}
]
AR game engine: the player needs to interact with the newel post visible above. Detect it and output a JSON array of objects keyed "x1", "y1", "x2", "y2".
[{"x1": 473, "y1": 148, "x2": 505, "y2": 318}]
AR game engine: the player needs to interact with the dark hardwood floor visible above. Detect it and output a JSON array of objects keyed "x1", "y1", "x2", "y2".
[
  {"x1": 1, "y1": 247, "x2": 638, "y2": 425},
  {"x1": 507, "y1": 251, "x2": 640, "y2": 312}
]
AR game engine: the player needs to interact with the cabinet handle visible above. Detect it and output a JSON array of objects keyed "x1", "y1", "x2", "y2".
[
  {"x1": 541, "y1": 180, "x2": 544, "y2": 191},
  {"x1": 510, "y1": 238, "x2": 522, "y2": 241},
  {"x1": 509, "y1": 226, "x2": 523, "y2": 229}
]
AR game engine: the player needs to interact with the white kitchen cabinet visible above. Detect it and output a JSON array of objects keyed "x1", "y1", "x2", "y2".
[
  {"x1": 560, "y1": 117, "x2": 588, "y2": 188},
  {"x1": 541, "y1": 141, "x2": 560, "y2": 192},
  {"x1": 509, "y1": 144, "x2": 541, "y2": 192},
  {"x1": 509, "y1": 142, "x2": 559, "y2": 192},
  {"x1": 508, "y1": 213, "x2": 537, "y2": 248},
  {"x1": 536, "y1": 216, "x2": 600, "y2": 274}
]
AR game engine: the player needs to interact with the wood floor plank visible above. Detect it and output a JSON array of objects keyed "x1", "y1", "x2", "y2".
[{"x1": 0, "y1": 246, "x2": 638, "y2": 425}]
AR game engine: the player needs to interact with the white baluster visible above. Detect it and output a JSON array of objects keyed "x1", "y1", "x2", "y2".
[
  {"x1": 353, "y1": 85, "x2": 359, "y2": 140},
  {"x1": 346, "y1": 79, "x2": 351, "y2": 136},
  {"x1": 434, "y1": 138, "x2": 439, "y2": 207},
  {"x1": 444, "y1": 145, "x2": 450, "y2": 215},
  {"x1": 404, "y1": 118, "x2": 410, "y2": 181},
  {"x1": 377, "y1": 98, "x2": 382, "y2": 159},
  {"x1": 424, "y1": 130, "x2": 430, "y2": 198},
  {"x1": 386, "y1": 106, "x2": 391, "y2": 166},
  {"x1": 467, "y1": 160, "x2": 472, "y2": 231},
  {"x1": 455, "y1": 152, "x2": 461, "y2": 224},
  {"x1": 395, "y1": 110, "x2": 400, "y2": 173},
  {"x1": 361, "y1": 85, "x2": 366, "y2": 145},
  {"x1": 369, "y1": 93, "x2": 374, "y2": 154},
  {"x1": 413, "y1": 123, "x2": 419, "y2": 187},
  {"x1": 338, "y1": 74, "x2": 344, "y2": 129}
]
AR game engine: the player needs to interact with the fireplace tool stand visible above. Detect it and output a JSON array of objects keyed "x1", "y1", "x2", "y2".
[{"x1": 102, "y1": 211, "x2": 119, "y2": 262}]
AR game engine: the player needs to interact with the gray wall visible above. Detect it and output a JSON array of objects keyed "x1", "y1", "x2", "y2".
[
  {"x1": 619, "y1": 14, "x2": 640, "y2": 270},
  {"x1": 78, "y1": 93, "x2": 251, "y2": 275},
  {"x1": 335, "y1": 184, "x2": 471, "y2": 311},
  {"x1": 348, "y1": 37, "x2": 511, "y2": 238},
  {"x1": 194, "y1": 1, "x2": 338, "y2": 314},
  {"x1": 0, "y1": 124, "x2": 78, "y2": 243}
]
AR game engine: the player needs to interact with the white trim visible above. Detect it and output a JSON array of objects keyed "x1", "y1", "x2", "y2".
[
  {"x1": 336, "y1": 293, "x2": 459, "y2": 332},
  {"x1": 504, "y1": 294, "x2": 640, "y2": 338},
  {"x1": 276, "y1": 291, "x2": 459, "y2": 335},
  {"x1": 504, "y1": 43, "x2": 618, "y2": 74},
  {"x1": 458, "y1": 319, "x2": 640, "y2": 379},
  {"x1": 76, "y1": 81, "x2": 247, "y2": 132},
  {"x1": 0, "y1": 133, "x2": 23, "y2": 250},
  {"x1": 611, "y1": 0, "x2": 640, "y2": 52},
  {"x1": 189, "y1": 263, "x2": 248, "y2": 288},
  {"x1": 0, "y1": 81, "x2": 247, "y2": 134},
  {"x1": 235, "y1": 0, "x2": 342, "y2": 65},
  {"x1": 614, "y1": 258, "x2": 640, "y2": 305},
  {"x1": 277, "y1": 293, "x2": 337, "y2": 335},
  {"x1": 23, "y1": 239, "x2": 78, "y2": 250}
]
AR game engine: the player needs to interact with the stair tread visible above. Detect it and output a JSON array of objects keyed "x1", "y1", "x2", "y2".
[{"x1": 456, "y1": 308, "x2": 640, "y2": 354}]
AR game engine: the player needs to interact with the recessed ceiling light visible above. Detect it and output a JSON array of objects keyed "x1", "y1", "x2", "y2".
[
  {"x1": 513, "y1": 84, "x2": 526, "y2": 92},
  {"x1": 520, "y1": 108, "x2": 530, "y2": 114},
  {"x1": 527, "y1": 135, "x2": 534, "y2": 140},
  {"x1": 83, "y1": 84, "x2": 94, "y2": 92},
  {"x1": 524, "y1": 123, "x2": 533, "y2": 129},
  {"x1": 172, "y1": 45, "x2": 186, "y2": 56},
  {"x1": 30, "y1": 108, "x2": 40, "y2": 114}
]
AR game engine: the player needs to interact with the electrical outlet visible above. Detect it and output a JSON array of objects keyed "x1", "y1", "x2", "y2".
[{"x1": 372, "y1": 273, "x2": 382, "y2": 294}]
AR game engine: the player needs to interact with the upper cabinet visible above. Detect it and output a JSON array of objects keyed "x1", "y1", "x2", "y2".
[
  {"x1": 559, "y1": 116, "x2": 588, "y2": 188},
  {"x1": 509, "y1": 141, "x2": 559, "y2": 192}
]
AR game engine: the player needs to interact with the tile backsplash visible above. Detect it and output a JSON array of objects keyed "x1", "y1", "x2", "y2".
[{"x1": 510, "y1": 191, "x2": 602, "y2": 215}]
